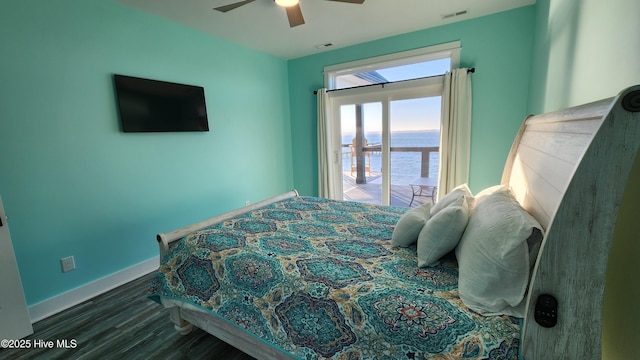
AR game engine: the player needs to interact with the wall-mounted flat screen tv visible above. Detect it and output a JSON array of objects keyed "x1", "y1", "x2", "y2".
[{"x1": 113, "y1": 74, "x2": 209, "y2": 132}]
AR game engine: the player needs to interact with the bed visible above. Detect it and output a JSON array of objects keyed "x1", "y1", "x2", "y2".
[{"x1": 148, "y1": 85, "x2": 640, "y2": 359}]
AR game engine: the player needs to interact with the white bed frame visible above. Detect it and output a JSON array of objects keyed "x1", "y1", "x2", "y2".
[{"x1": 156, "y1": 85, "x2": 640, "y2": 359}]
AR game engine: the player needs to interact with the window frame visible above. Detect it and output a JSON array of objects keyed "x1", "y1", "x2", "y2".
[
  {"x1": 324, "y1": 41, "x2": 461, "y2": 90},
  {"x1": 325, "y1": 75, "x2": 445, "y2": 206}
]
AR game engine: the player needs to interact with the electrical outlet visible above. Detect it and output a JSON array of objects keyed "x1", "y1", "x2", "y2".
[{"x1": 61, "y1": 256, "x2": 75, "y2": 272}]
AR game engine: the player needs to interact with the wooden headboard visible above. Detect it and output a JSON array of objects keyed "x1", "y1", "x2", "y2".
[{"x1": 502, "y1": 85, "x2": 640, "y2": 359}]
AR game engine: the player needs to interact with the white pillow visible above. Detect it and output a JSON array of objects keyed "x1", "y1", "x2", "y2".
[
  {"x1": 391, "y1": 203, "x2": 431, "y2": 247},
  {"x1": 431, "y1": 183, "x2": 473, "y2": 216},
  {"x1": 456, "y1": 187, "x2": 543, "y2": 317},
  {"x1": 417, "y1": 196, "x2": 469, "y2": 267},
  {"x1": 474, "y1": 184, "x2": 508, "y2": 201}
]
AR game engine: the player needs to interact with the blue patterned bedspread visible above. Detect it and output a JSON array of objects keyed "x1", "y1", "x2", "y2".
[{"x1": 149, "y1": 196, "x2": 519, "y2": 359}]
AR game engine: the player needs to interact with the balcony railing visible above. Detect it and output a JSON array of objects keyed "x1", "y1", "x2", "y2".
[{"x1": 344, "y1": 144, "x2": 439, "y2": 184}]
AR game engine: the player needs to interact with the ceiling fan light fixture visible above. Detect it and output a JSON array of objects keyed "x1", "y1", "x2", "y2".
[{"x1": 275, "y1": 0, "x2": 299, "y2": 7}]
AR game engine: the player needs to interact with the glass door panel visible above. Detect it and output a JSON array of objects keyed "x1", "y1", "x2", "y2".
[
  {"x1": 340, "y1": 102, "x2": 383, "y2": 205},
  {"x1": 389, "y1": 96, "x2": 441, "y2": 207}
]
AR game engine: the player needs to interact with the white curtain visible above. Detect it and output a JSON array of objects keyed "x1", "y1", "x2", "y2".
[
  {"x1": 317, "y1": 89, "x2": 340, "y2": 199},
  {"x1": 438, "y1": 68, "x2": 472, "y2": 200}
]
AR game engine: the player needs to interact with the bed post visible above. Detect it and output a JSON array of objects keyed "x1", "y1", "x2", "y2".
[
  {"x1": 169, "y1": 307, "x2": 193, "y2": 335},
  {"x1": 157, "y1": 233, "x2": 169, "y2": 258}
]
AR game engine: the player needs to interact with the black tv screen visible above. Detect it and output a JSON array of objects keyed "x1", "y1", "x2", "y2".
[{"x1": 113, "y1": 74, "x2": 209, "y2": 132}]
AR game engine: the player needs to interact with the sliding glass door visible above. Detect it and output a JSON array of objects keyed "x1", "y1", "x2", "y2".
[{"x1": 330, "y1": 77, "x2": 443, "y2": 206}]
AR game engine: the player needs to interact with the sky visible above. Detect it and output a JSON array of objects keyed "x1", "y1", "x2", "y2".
[
  {"x1": 340, "y1": 97, "x2": 442, "y2": 134},
  {"x1": 339, "y1": 58, "x2": 449, "y2": 134}
]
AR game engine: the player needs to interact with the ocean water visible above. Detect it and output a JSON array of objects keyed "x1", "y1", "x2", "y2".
[{"x1": 342, "y1": 130, "x2": 440, "y2": 185}]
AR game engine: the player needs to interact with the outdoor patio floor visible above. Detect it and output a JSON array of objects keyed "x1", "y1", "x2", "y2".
[{"x1": 342, "y1": 172, "x2": 434, "y2": 208}]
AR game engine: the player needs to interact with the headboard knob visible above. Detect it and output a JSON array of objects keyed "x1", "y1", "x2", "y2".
[{"x1": 622, "y1": 89, "x2": 640, "y2": 112}]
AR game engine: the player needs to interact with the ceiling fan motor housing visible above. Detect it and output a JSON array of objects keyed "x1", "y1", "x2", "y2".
[{"x1": 214, "y1": 0, "x2": 365, "y2": 28}]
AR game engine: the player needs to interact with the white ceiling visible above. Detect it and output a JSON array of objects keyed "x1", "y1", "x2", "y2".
[{"x1": 115, "y1": 0, "x2": 535, "y2": 59}]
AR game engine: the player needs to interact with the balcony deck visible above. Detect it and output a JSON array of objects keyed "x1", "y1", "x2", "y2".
[{"x1": 342, "y1": 172, "x2": 434, "y2": 208}]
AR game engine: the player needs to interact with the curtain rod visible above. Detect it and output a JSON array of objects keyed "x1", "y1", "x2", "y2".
[{"x1": 313, "y1": 67, "x2": 475, "y2": 95}]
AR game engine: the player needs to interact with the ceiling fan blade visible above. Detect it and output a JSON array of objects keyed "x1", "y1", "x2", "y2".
[
  {"x1": 214, "y1": 0, "x2": 255, "y2": 12},
  {"x1": 285, "y1": 4, "x2": 305, "y2": 27},
  {"x1": 325, "y1": 0, "x2": 365, "y2": 4}
]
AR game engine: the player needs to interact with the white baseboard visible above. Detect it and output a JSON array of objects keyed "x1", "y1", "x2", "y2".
[{"x1": 28, "y1": 256, "x2": 159, "y2": 323}]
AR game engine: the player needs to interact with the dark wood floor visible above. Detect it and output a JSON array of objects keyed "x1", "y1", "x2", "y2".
[{"x1": 0, "y1": 272, "x2": 253, "y2": 360}]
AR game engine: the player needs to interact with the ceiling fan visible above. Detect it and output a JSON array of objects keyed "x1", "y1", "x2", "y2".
[{"x1": 213, "y1": 0, "x2": 365, "y2": 28}]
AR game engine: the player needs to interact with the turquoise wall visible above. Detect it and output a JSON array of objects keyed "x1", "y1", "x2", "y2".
[
  {"x1": 0, "y1": 0, "x2": 293, "y2": 305},
  {"x1": 288, "y1": 6, "x2": 536, "y2": 196},
  {"x1": 528, "y1": 0, "x2": 640, "y2": 113},
  {"x1": 528, "y1": 0, "x2": 640, "y2": 358}
]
